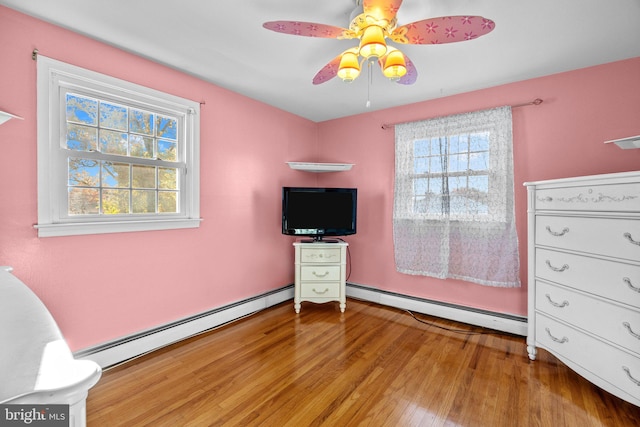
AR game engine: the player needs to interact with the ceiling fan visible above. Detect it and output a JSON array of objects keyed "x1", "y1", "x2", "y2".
[{"x1": 263, "y1": 0, "x2": 495, "y2": 85}]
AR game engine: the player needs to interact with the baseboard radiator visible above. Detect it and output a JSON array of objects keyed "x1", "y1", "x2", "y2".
[
  {"x1": 76, "y1": 283, "x2": 527, "y2": 369},
  {"x1": 346, "y1": 282, "x2": 527, "y2": 336}
]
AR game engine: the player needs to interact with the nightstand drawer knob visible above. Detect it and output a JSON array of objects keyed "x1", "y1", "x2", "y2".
[
  {"x1": 312, "y1": 288, "x2": 329, "y2": 295},
  {"x1": 312, "y1": 271, "x2": 330, "y2": 278}
]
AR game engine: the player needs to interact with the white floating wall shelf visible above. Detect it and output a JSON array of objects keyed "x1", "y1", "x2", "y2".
[
  {"x1": 286, "y1": 162, "x2": 354, "y2": 173},
  {"x1": 604, "y1": 135, "x2": 640, "y2": 149},
  {"x1": 0, "y1": 110, "x2": 23, "y2": 125}
]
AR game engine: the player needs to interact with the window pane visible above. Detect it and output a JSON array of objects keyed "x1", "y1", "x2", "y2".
[
  {"x1": 156, "y1": 115, "x2": 177, "y2": 140},
  {"x1": 68, "y1": 158, "x2": 99, "y2": 187},
  {"x1": 129, "y1": 109, "x2": 154, "y2": 135},
  {"x1": 67, "y1": 124, "x2": 97, "y2": 151},
  {"x1": 470, "y1": 132, "x2": 489, "y2": 151},
  {"x1": 449, "y1": 153, "x2": 468, "y2": 172},
  {"x1": 414, "y1": 157, "x2": 428, "y2": 174},
  {"x1": 429, "y1": 155, "x2": 443, "y2": 173},
  {"x1": 158, "y1": 191, "x2": 177, "y2": 213},
  {"x1": 102, "y1": 189, "x2": 130, "y2": 214},
  {"x1": 100, "y1": 130, "x2": 128, "y2": 155},
  {"x1": 132, "y1": 165, "x2": 156, "y2": 189},
  {"x1": 99, "y1": 102, "x2": 128, "y2": 131},
  {"x1": 102, "y1": 162, "x2": 130, "y2": 188},
  {"x1": 129, "y1": 135, "x2": 154, "y2": 158},
  {"x1": 157, "y1": 139, "x2": 177, "y2": 161},
  {"x1": 158, "y1": 168, "x2": 177, "y2": 190},
  {"x1": 132, "y1": 190, "x2": 156, "y2": 213},
  {"x1": 68, "y1": 188, "x2": 99, "y2": 215},
  {"x1": 469, "y1": 151, "x2": 488, "y2": 171},
  {"x1": 414, "y1": 139, "x2": 429, "y2": 156},
  {"x1": 66, "y1": 94, "x2": 97, "y2": 125}
]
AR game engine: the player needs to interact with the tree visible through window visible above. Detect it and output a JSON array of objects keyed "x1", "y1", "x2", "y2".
[
  {"x1": 66, "y1": 94, "x2": 180, "y2": 216},
  {"x1": 37, "y1": 56, "x2": 201, "y2": 237},
  {"x1": 393, "y1": 106, "x2": 520, "y2": 287}
]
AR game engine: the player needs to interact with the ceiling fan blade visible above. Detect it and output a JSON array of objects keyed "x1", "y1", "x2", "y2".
[
  {"x1": 362, "y1": 0, "x2": 403, "y2": 23},
  {"x1": 390, "y1": 16, "x2": 495, "y2": 45},
  {"x1": 396, "y1": 54, "x2": 417, "y2": 85},
  {"x1": 263, "y1": 21, "x2": 354, "y2": 39},
  {"x1": 312, "y1": 53, "x2": 343, "y2": 85}
]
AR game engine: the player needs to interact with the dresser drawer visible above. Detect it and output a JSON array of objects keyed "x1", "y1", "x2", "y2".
[
  {"x1": 299, "y1": 282, "x2": 341, "y2": 298},
  {"x1": 535, "y1": 182, "x2": 640, "y2": 212},
  {"x1": 535, "y1": 314, "x2": 640, "y2": 401},
  {"x1": 299, "y1": 247, "x2": 342, "y2": 263},
  {"x1": 536, "y1": 216, "x2": 640, "y2": 261},
  {"x1": 536, "y1": 281, "x2": 640, "y2": 356},
  {"x1": 536, "y1": 248, "x2": 640, "y2": 309},
  {"x1": 300, "y1": 265, "x2": 341, "y2": 281}
]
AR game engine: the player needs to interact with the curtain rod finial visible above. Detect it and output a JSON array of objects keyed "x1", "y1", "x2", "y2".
[{"x1": 32, "y1": 49, "x2": 38, "y2": 61}]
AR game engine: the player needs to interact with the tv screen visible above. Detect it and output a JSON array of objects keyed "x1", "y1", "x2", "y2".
[{"x1": 282, "y1": 187, "x2": 357, "y2": 240}]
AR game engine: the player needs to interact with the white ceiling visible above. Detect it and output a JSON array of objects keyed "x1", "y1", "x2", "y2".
[{"x1": 2, "y1": 0, "x2": 640, "y2": 122}]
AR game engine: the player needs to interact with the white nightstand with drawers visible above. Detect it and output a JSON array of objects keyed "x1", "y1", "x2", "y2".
[
  {"x1": 525, "y1": 170, "x2": 640, "y2": 407},
  {"x1": 293, "y1": 241, "x2": 348, "y2": 313}
]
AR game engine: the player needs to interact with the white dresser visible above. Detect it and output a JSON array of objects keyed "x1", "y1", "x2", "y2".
[
  {"x1": 293, "y1": 241, "x2": 348, "y2": 313},
  {"x1": 525, "y1": 171, "x2": 640, "y2": 406}
]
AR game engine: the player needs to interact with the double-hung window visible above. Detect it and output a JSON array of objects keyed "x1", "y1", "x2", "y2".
[
  {"x1": 36, "y1": 56, "x2": 200, "y2": 237},
  {"x1": 393, "y1": 106, "x2": 520, "y2": 287}
]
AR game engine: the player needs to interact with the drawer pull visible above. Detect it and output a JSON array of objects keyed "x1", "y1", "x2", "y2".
[
  {"x1": 624, "y1": 277, "x2": 640, "y2": 293},
  {"x1": 622, "y1": 366, "x2": 640, "y2": 386},
  {"x1": 545, "y1": 327, "x2": 569, "y2": 344},
  {"x1": 545, "y1": 294, "x2": 569, "y2": 308},
  {"x1": 623, "y1": 232, "x2": 640, "y2": 246},
  {"x1": 312, "y1": 288, "x2": 329, "y2": 295},
  {"x1": 312, "y1": 271, "x2": 330, "y2": 278},
  {"x1": 622, "y1": 322, "x2": 640, "y2": 340},
  {"x1": 546, "y1": 226, "x2": 569, "y2": 237},
  {"x1": 545, "y1": 260, "x2": 569, "y2": 272}
]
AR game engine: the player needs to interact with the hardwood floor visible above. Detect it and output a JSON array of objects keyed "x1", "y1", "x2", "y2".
[{"x1": 86, "y1": 299, "x2": 639, "y2": 426}]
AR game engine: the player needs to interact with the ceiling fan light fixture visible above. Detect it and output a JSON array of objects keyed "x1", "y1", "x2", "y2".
[
  {"x1": 358, "y1": 25, "x2": 387, "y2": 59},
  {"x1": 382, "y1": 48, "x2": 407, "y2": 80},
  {"x1": 337, "y1": 50, "x2": 361, "y2": 82}
]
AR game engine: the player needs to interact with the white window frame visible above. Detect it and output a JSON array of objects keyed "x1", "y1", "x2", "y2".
[{"x1": 36, "y1": 56, "x2": 201, "y2": 237}]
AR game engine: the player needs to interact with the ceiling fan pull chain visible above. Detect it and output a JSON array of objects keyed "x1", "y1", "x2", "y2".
[{"x1": 366, "y1": 59, "x2": 373, "y2": 108}]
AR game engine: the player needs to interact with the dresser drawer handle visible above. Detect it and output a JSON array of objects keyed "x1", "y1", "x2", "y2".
[
  {"x1": 622, "y1": 366, "x2": 640, "y2": 386},
  {"x1": 623, "y1": 322, "x2": 640, "y2": 340},
  {"x1": 545, "y1": 327, "x2": 569, "y2": 344},
  {"x1": 546, "y1": 226, "x2": 569, "y2": 237},
  {"x1": 545, "y1": 294, "x2": 569, "y2": 308},
  {"x1": 312, "y1": 271, "x2": 330, "y2": 278},
  {"x1": 312, "y1": 288, "x2": 329, "y2": 295},
  {"x1": 623, "y1": 232, "x2": 640, "y2": 246},
  {"x1": 623, "y1": 277, "x2": 640, "y2": 293},
  {"x1": 545, "y1": 260, "x2": 569, "y2": 272}
]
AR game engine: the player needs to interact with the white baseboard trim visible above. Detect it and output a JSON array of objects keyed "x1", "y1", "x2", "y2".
[
  {"x1": 74, "y1": 285, "x2": 294, "y2": 369},
  {"x1": 75, "y1": 282, "x2": 526, "y2": 369},
  {"x1": 346, "y1": 282, "x2": 527, "y2": 336}
]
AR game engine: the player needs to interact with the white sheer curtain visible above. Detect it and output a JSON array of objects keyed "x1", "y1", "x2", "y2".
[{"x1": 393, "y1": 106, "x2": 520, "y2": 287}]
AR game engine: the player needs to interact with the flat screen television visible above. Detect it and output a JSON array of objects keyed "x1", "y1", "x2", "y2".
[{"x1": 282, "y1": 187, "x2": 357, "y2": 241}]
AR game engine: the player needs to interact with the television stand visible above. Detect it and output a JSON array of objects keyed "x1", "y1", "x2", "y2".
[{"x1": 293, "y1": 241, "x2": 348, "y2": 313}]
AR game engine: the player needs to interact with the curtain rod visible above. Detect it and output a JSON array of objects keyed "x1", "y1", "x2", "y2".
[{"x1": 381, "y1": 98, "x2": 543, "y2": 130}]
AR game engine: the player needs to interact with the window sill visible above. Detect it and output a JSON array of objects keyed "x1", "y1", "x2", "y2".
[{"x1": 35, "y1": 218, "x2": 202, "y2": 237}]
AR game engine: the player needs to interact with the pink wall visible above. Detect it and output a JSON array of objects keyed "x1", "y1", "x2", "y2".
[
  {"x1": 318, "y1": 57, "x2": 640, "y2": 316},
  {"x1": 1, "y1": 6, "x2": 638, "y2": 352},
  {"x1": 0, "y1": 7, "x2": 317, "y2": 351}
]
